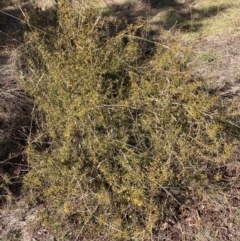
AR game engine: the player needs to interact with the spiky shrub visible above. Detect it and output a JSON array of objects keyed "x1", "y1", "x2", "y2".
[{"x1": 21, "y1": 0, "x2": 237, "y2": 240}]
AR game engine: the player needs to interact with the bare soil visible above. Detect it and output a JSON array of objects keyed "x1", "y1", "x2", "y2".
[{"x1": 192, "y1": 33, "x2": 240, "y2": 96}]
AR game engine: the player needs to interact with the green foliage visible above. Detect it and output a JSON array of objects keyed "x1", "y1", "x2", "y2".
[{"x1": 20, "y1": 0, "x2": 238, "y2": 240}]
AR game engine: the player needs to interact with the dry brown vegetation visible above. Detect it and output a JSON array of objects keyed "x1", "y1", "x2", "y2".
[
  {"x1": 0, "y1": 0, "x2": 240, "y2": 240},
  {"x1": 0, "y1": 0, "x2": 32, "y2": 207}
]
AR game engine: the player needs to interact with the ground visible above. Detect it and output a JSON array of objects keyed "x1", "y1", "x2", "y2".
[{"x1": 0, "y1": 0, "x2": 240, "y2": 240}]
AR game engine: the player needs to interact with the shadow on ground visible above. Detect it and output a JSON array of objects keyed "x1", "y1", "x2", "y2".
[
  {"x1": 0, "y1": 2, "x2": 57, "y2": 46},
  {"x1": 0, "y1": 3, "x2": 28, "y2": 45},
  {"x1": 105, "y1": 0, "x2": 230, "y2": 33}
]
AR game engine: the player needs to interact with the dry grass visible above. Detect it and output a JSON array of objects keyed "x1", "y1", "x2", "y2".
[
  {"x1": 0, "y1": 49, "x2": 32, "y2": 203},
  {"x1": 0, "y1": 0, "x2": 32, "y2": 211}
]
